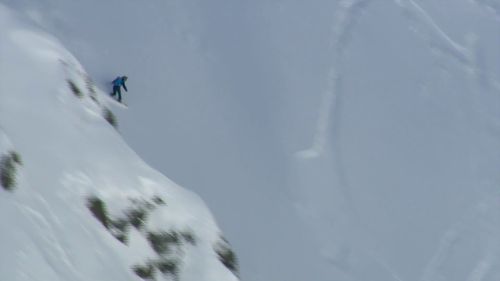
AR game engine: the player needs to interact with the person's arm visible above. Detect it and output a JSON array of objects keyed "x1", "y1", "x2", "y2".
[{"x1": 122, "y1": 81, "x2": 128, "y2": 92}]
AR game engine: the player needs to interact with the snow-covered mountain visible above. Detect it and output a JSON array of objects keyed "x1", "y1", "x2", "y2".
[
  {"x1": 4, "y1": 0, "x2": 500, "y2": 281},
  {"x1": 0, "y1": 4, "x2": 238, "y2": 281}
]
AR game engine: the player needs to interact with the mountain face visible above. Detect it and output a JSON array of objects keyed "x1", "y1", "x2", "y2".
[
  {"x1": 4, "y1": 1, "x2": 500, "y2": 281},
  {"x1": 0, "y1": 4, "x2": 238, "y2": 281}
]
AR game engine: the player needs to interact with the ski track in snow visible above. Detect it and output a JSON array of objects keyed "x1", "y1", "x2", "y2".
[
  {"x1": 296, "y1": 0, "x2": 372, "y2": 160},
  {"x1": 421, "y1": 195, "x2": 500, "y2": 281},
  {"x1": 419, "y1": 216, "x2": 466, "y2": 281},
  {"x1": 296, "y1": 0, "x2": 500, "y2": 280},
  {"x1": 4, "y1": 1, "x2": 500, "y2": 280},
  {"x1": 473, "y1": 0, "x2": 500, "y2": 19},
  {"x1": 466, "y1": 251, "x2": 494, "y2": 281},
  {"x1": 293, "y1": 1, "x2": 403, "y2": 280},
  {"x1": 18, "y1": 202, "x2": 85, "y2": 281},
  {"x1": 296, "y1": 0, "x2": 374, "y2": 222},
  {"x1": 392, "y1": 2, "x2": 500, "y2": 280},
  {"x1": 393, "y1": 0, "x2": 472, "y2": 65}
]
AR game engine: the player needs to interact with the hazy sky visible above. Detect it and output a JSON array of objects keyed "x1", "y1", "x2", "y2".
[{"x1": 6, "y1": 0, "x2": 500, "y2": 280}]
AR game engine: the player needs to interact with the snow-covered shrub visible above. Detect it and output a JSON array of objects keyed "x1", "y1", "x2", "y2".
[
  {"x1": 215, "y1": 237, "x2": 239, "y2": 276},
  {"x1": 147, "y1": 231, "x2": 181, "y2": 255},
  {"x1": 126, "y1": 207, "x2": 147, "y2": 229},
  {"x1": 87, "y1": 196, "x2": 130, "y2": 244},
  {"x1": 1, "y1": 151, "x2": 22, "y2": 191},
  {"x1": 102, "y1": 107, "x2": 118, "y2": 128},
  {"x1": 88, "y1": 195, "x2": 168, "y2": 244},
  {"x1": 67, "y1": 79, "x2": 83, "y2": 98},
  {"x1": 90, "y1": 95, "x2": 99, "y2": 104},
  {"x1": 125, "y1": 198, "x2": 162, "y2": 230},
  {"x1": 155, "y1": 258, "x2": 179, "y2": 278},
  {"x1": 126, "y1": 206, "x2": 148, "y2": 230},
  {"x1": 109, "y1": 218, "x2": 130, "y2": 244},
  {"x1": 84, "y1": 75, "x2": 100, "y2": 104},
  {"x1": 180, "y1": 230, "x2": 196, "y2": 245},
  {"x1": 86, "y1": 195, "x2": 193, "y2": 280},
  {"x1": 133, "y1": 258, "x2": 180, "y2": 280},
  {"x1": 152, "y1": 195, "x2": 166, "y2": 205},
  {"x1": 10, "y1": 151, "x2": 22, "y2": 165},
  {"x1": 87, "y1": 196, "x2": 110, "y2": 228},
  {"x1": 1, "y1": 155, "x2": 16, "y2": 190},
  {"x1": 133, "y1": 262, "x2": 156, "y2": 280},
  {"x1": 84, "y1": 75, "x2": 96, "y2": 95}
]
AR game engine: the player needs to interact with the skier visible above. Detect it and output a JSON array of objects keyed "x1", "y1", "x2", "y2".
[{"x1": 110, "y1": 76, "x2": 128, "y2": 103}]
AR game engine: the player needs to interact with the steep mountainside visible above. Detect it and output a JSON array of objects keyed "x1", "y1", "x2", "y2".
[
  {"x1": 4, "y1": 1, "x2": 500, "y2": 281},
  {"x1": 0, "y1": 4, "x2": 238, "y2": 281}
]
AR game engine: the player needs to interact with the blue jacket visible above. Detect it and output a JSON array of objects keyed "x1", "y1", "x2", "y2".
[{"x1": 112, "y1": 76, "x2": 128, "y2": 91}]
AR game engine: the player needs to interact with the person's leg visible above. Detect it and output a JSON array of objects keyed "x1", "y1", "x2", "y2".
[
  {"x1": 117, "y1": 87, "x2": 122, "y2": 102},
  {"x1": 111, "y1": 86, "x2": 118, "y2": 97}
]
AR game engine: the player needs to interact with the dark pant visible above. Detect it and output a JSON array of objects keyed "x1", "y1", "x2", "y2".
[{"x1": 111, "y1": 86, "x2": 122, "y2": 102}]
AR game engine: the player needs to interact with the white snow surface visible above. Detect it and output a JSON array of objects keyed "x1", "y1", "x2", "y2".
[
  {"x1": 4, "y1": 1, "x2": 500, "y2": 281},
  {"x1": 0, "y1": 4, "x2": 237, "y2": 281}
]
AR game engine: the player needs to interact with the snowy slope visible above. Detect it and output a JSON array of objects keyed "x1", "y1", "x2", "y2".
[
  {"x1": 0, "y1": 4, "x2": 238, "y2": 281},
  {"x1": 5, "y1": 1, "x2": 500, "y2": 281}
]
